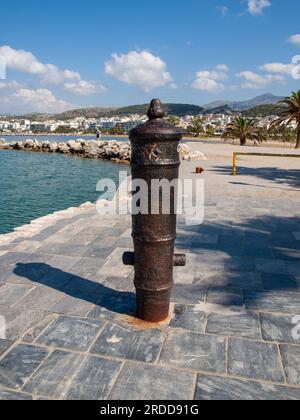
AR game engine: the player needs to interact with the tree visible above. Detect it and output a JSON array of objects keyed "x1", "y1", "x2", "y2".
[
  {"x1": 166, "y1": 116, "x2": 180, "y2": 127},
  {"x1": 54, "y1": 126, "x2": 74, "y2": 134},
  {"x1": 205, "y1": 125, "x2": 216, "y2": 137},
  {"x1": 272, "y1": 90, "x2": 300, "y2": 149},
  {"x1": 187, "y1": 116, "x2": 206, "y2": 137},
  {"x1": 253, "y1": 126, "x2": 268, "y2": 145},
  {"x1": 223, "y1": 117, "x2": 259, "y2": 146}
]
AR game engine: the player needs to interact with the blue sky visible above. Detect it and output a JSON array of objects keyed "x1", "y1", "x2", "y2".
[{"x1": 0, "y1": 0, "x2": 300, "y2": 113}]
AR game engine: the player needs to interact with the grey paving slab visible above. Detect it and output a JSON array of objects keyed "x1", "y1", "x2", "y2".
[
  {"x1": 261, "y1": 273, "x2": 298, "y2": 292},
  {"x1": 0, "y1": 304, "x2": 49, "y2": 341},
  {"x1": 29, "y1": 222, "x2": 67, "y2": 241},
  {"x1": 47, "y1": 255, "x2": 80, "y2": 271},
  {"x1": 25, "y1": 350, "x2": 122, "y2": 400},
  {"x1": 194, "y1": 375, "x2": 300, "y2": 401},
  {"x1": 174, "y1": 253, "x2": 200, "y2": 284},
  {"x1": 274, "y1": 247, "x2": 300, "y2": 261},
  {"x1": 96, "y1": 248, "x2": 134, "y2": 278},
  {"x1": 36, "y1": 243, "x2": 89, "y2": 257},
  {"x1": 0, "y1": 344, "x2": 49, "y2": 390},
  {"x1": 0, "y1": 339, "x2": 14, "y2": 356},
  {"x1": 169, "y1": 305, "x2": 207, "y2": 333},
  {"x1": 110, "y1": 362, "x2": 196, "y2": 401},
  {"x1": 280, "y1": 344, "x2": 300, "y2": 386},
  {"x1": 255, "y1": 259, "x2": 286, "y2": 274},
  {"x1": 68, "y1": 257, "x2": 106, "y2": 278},
  {"x1": 102, "y1": 276, "x2": 135, "y2": 292},
  {"x1": 171, "y1": 284, "x2": 206, "y2": 305},
  {"x1": 244, "y1": 290, "x2": 300, "y2": 315},
  {"x1": 61, "y1": 275, "x2": 103, "y2": 304},
  {"x1": 86, "y1": 305, "x2": 119, "y2": 322},
  {"x1": 83, "y1": 244, "x2": 116, "y2": 259},
  {"x1": 260, "y1": 313, "x2": 300, "y2": 345},
  {"x1": 228, "y1": 338, "x2": 285, "y2": 383},
  {"x1": 0, "y1": 389, "x2": 33, "y2": 400},
  {"x1": 22, "y1": 314, "x2": 58, "y2": 344},
  {"x1": 50, "y1": 296, "x2": 93, "y2": 317},
  {"x1": 226, "y1": 272, "x2": 263, "y2": 290},
  {"x1": 37, "y1": 268, "x2": 73, "y2": 290},
  {"x1": 224, "y1": 257, "x2": 256, "y2": 272},
  {"x1": 91, "y1": 322, "x2": 164, "y2": 363},
  {"x1": 17, "y1": 286, "x2": 63, "y2": 312},
  {"x1": 11, "y1": 254, "x2": 53, "y2": 283},
  {"x1": 193, "y1": 271, "x2": 228, "y2": 288},
  {"x1": 0, "y1": 283, "x2": 34, "y2": 305},
  {"x1": 206, "y1": 312, "x2": 261, "y2": 340},
  {"x1": 0, "y1": 252, "x2": 28, "y2": 269},
  {"x1": 206, "y1": 288, "x2": 243, "y2": 307},
  {"x1": 160, "y1": 330, "x2": 226, "y2": 373},
  {"x1": 286, "y1": 260, "x2": 300, "y2": 276},
  {"x1": 36, "y1": 316, "x2": 105, "y2": 351},
  {"x1": 95, "y1": 290, "x2": 136, "y2": 317}
]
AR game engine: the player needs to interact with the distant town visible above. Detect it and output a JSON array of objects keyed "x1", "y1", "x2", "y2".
[{"x1": 0, "y1": 94, "x2": 297, "y2": 138}]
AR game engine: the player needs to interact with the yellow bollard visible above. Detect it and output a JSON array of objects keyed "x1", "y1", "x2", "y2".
[{"x1": 233, "y1": 153, "x2": 237, "y2": 176}]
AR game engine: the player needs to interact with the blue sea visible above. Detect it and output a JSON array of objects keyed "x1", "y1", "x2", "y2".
[{"x1": 0, "y1": 137, "x2": 130, "y2": 234}]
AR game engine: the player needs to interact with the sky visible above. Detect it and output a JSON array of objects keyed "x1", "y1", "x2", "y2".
[{"x1": 0, "y1": 0, "x2": 300, "y2": 114}]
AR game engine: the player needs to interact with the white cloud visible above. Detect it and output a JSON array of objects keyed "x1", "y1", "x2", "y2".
[
  {"x1": 192, "y1": 65, "x2": 229, "y2": 92},
  {"x1": 260, "y1": 62, "x2": 295, "y2": 75},
  {"x1": 247, "y1": 0, "x2": 271, "y2": 15},
  {"x1": 105, "y1": 50, "x2": 173, "y2": 92},
  {"x1": 216, "y1": 6, "x2": 228, "y2": 16},
  {"x1": 64, "y1": 80, "x2": 107, "y2": 96},
  {"x1": 237, "y1": 70, "x2": 285, "y2": 88},
  {"x1": 0, "y1": 46, "x2": 80, "y2": 84},
  {"x1": 0, "y1": 80, "x2": 22, "y2": 90},
  {"x1": 0, "y1": 88, "x2": 71, "y2": 113},
  {"x1": 289, "y1": 34, "x2": 300, "y2": 46},
  {"x1": 0, "y1": 45, "x2": 104, "y2": 96}
]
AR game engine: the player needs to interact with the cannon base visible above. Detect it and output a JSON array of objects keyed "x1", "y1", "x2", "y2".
[{"x1": 136, "y1": 288, "x2": 171, "y2": 323}]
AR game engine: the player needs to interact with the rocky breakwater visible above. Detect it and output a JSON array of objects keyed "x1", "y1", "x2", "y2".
[
  {"x1": 0, "y1": 138, "x2": 131, "y2": 163},
  {"x1": 0, "y1": 138, "x2": 208, "y2": 163}
]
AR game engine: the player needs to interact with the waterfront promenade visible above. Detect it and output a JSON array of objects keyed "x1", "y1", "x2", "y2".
[{"x1": 0, "y1": 143, "x2": 300, "y2": 400}]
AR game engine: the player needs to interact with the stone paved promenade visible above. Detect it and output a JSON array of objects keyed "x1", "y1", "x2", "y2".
[{"x1": 0, "y1": 143, "x2": 299, "y2": 400}]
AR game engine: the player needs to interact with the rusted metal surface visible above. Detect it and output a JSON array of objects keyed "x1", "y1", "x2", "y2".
[
  {"x1": 123, "y1": 252, "x2": 186, "y2": 267},
  {"x1": 123, "y1": 99, "x2": 185, "y2": 323}
]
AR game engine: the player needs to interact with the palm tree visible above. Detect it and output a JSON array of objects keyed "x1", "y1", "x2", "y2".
[
  {"x1": 272, "y1": 91, "x2": 300, "y2": 149},
  {"x1": 223, "y1": 117, "x2": 258, "y2": 146}
]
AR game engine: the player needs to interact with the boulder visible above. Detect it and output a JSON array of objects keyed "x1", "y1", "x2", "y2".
[
  {"x1": 24, "y1": 139, "x2": 36, "y2": 149},
  {"x1": 48, "y1": 142, "x2": 58, "y2": 153},
  {"x1": 178, "y1": 143, "x2": 190, "y2": 158},
  {"x1": 186, "y1": 151, "x2": 208, "y2": 161},
  {"x1": 57, "y1": 143, "x2": 70, "y2": 154},
  {"x1": 67, "y1": 140, "x2": 83, "y2": 153},
  {"x1": 41, "y1": 141, "x2": 50, "y2": 150},
  {"x1": 14, "y1": 142, "x2": 24, "y2": 150}
]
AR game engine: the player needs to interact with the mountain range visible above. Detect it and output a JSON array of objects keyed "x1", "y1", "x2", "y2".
[
  {"x1": 202, "y1": 94, "x2": 284, "y2": 111},
  {"x1": 2, "y1": 93, "x2": 285, "y2": 120}
]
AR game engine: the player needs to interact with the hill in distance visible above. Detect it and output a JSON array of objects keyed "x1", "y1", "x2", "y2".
[
  {"x1": 11, "y1": 103, "x2": 204, "y2": 121},
  {"x1": 56, "y1": 103, "x2": 203, "y2": 120},
  {"x1": 203, "y1": 94, "x2": 284, "y2": 111},
  {"x1": 5, "y1": 94, "x2": 286, "y2": 120}
]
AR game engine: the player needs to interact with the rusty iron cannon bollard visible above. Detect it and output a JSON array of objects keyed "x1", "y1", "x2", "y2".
[{"x1": 123, "y1": 99, "x2": 186, "y2": 323}]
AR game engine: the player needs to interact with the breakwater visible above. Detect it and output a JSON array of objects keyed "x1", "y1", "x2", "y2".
[
  {"x1": 0, "y1": 138, "x2": 207, "y2": 163},
  {"x1": 0, "y1": 139, "x2": 131, "y2": 163}
]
